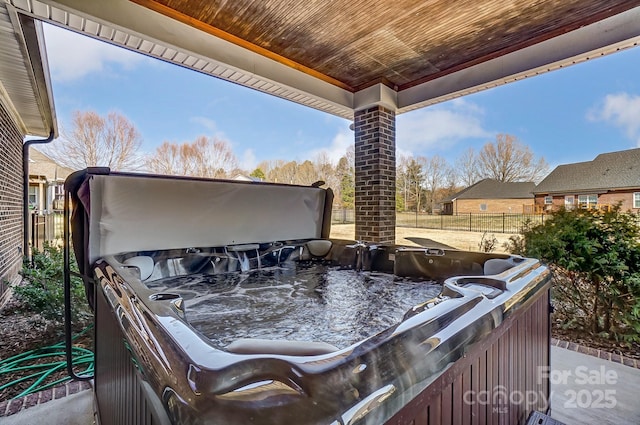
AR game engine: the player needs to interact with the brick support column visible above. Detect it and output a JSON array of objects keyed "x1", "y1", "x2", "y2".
[{"x1": 354, "y1": 106, "x2": 396, "y2": 244}]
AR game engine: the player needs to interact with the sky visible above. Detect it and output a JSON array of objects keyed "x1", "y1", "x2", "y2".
[{"x1": 42, "y1": 23, "x2": 640, "y2": 173}]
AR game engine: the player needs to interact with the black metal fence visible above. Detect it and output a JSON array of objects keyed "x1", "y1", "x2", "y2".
[
  {"x1": 332, "y1": 209, "x2": 548, "y2": 234},
  {"x1": 30, "y1": 212, "x2": 63, "y2": 251},
  {"x1": 397, "y1": 212, "x2": 548, "y2": 234},
  {"x1": 332, "y1": 208, "x2": 356, "y2": 224}
]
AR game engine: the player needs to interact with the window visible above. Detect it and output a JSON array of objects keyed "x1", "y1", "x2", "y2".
[
  {"x1": 565, "y1": 195, "x2": 575, "y2": 210},
  {"x1": 53, "y1": 184, "x2": 65, "y2": 210},
  {"x1": 578, "y1": 194, "x2": 598, "y2": 208},
  {"x1": 544, "y1": 196, "x2": 553, "y2": 205},
  {"x1": 480, "y1": 203, "x2": 487, "y2": 211},
  {"x1": 634, "y1": 192, "x2": 640, "y2": 209},
  {"x1": 28, "y1": 186, "x2": 37, "y2": 210}
]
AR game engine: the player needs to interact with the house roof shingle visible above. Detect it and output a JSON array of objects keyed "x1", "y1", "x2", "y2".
[
  {"x1": 533, "y1": 148, "x2": 640, "y2": 194},
  {"x1": 445, "y1": 179, "x2": 535, "y2": 202}
]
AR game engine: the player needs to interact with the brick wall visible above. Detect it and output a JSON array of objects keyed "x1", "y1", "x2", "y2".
[
  {"x1": 354, "y1": 106, "x2": 396, "y2": 244},
  {"x1": 536, "y1": 192, "x2": 640, "y2": 212},
  {"x1": 0, "y1": 102, "x2": 25, "y2": 295},
  {"x1": 455, "y1": 198, "x2": 531, "y2": 214},
  {"x1": 599, "y1": 191, "x2": 639, "y2": 212},
  {"x1": 534, "y1": 194, "x2": 563, "y2": 212}
]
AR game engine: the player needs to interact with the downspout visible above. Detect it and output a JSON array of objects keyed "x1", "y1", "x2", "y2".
[{"x1": 23, "y1": 130, "x2": 55, "y2": 256}]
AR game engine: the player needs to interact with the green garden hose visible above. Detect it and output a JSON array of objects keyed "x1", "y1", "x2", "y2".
[{"x1": 0, "y1": 325, "x2": 94, "y2": 399}]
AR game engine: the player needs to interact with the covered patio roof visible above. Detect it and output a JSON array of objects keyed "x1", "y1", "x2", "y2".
[{"x1": 8, "y1": 0, "x2": 640, "y2": 120}]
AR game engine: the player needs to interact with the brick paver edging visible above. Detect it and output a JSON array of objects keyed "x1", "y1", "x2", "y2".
[
  {"x1": 2, "y1": 339, "x2": 637, "y2": 417},
  {"x1": 551, "y1": 338, "x2": 639, "y2": 369},
  {"x1": 0, "y1": 380, "x2": 92, "y2": 417}
]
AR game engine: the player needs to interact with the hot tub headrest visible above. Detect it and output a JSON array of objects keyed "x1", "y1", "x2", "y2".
[
  {"x1": 484, "y1": 257, "x2": 519, "y2": 276},
  {"x1": 306, "y1": 240, "x2": 332, "y2": 257},
  {"x1": 225, "y1": 338, "x2": 339, "y2": 356},
  {"x1": 123, "y1": 256, "x2": 155, "y2": 281}
]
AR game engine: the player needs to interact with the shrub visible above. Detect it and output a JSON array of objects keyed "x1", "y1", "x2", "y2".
[
  {"x1": 510, "y1": 206, "x2": 640, "y2": 343},
  {"x1": 478, "y1": 232, "x2": 498, "y2": 253},
  {"x1": 14, "y1": 242, "x2": 91, "y2": 323}
]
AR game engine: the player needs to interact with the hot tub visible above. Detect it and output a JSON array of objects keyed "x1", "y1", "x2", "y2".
[{"x1": 64, "y1": 169, "x2": 551, "y2": 425}]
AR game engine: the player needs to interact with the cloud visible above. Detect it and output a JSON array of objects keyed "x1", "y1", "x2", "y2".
[
  {"x1": 588, "y1": 93, "x2": 640, "y2": 146},
  {"x1": 190, "y1": 116, "x2": 218, "y2": 133},
  {"x1": 240, "y1": 148, "x2": 257, "y2": 171},
  {"x1": 309, "y1": 126, "x2": 353, "y2": 164},
  {"x1": 43, "y1": 24, "x2": 145, "y2": 82},
  {"x1": 397, "y1": 99, "x2": 491, "y2": 154},
  {"x1": 306, "y1": 99, "x2": 490, "y2": 165}
]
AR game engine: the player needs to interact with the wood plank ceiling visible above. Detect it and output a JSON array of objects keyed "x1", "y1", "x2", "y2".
[{"x1": 133, "y1": 0, "x2": 640, "y2": 92}]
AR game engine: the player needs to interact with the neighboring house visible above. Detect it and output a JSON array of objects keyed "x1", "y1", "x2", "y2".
[
  {"x1": 28, "y1": 148, "x2": 74, "y2": 212},
  {"x1": 532, "y1": 148, "x2": 640, "y2": 213},
  {"x1": 442, "y1": 179, "x2": 535, "y2": 215},
  {"x1": 0, "y1": 5, "x2": 57, "y2": 295},
  {"x1": 233, "y1": 174, "x2": 263, "y2": 182}
]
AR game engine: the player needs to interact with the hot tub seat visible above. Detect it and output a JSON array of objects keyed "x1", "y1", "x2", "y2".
[
  {"x1": 117, "y1": 239, "x2": 520, "y2": 284},
  {"x1": 225, "y1": 338, "x2": 340, "y2": 356}
]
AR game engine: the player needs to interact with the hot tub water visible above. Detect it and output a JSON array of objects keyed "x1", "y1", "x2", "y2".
[{"x1": 145, "y1": 263, "x2": 441, "y2": 349}]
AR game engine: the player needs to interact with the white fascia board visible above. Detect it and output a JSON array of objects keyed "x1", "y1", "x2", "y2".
[
  {"x1": 397, "y1": 6, "x2": 640, "y2": 113},
  {"x1": 16, "y1": 0, "x2": 354, "y2": 118},
  {"x1": 26, "y1": 16, "x2": 58, "y2": 137},
  {"x1": 354, "y1": 83, "x2": 398, "y2": 112}
]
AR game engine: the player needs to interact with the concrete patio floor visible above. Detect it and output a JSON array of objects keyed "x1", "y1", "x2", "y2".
[
  {"x1": 550, "y1": 345, "x2": 640, "y2": 425},
  {"x1": 2, "y1": 345, "x2": 638, "y2": 424}
]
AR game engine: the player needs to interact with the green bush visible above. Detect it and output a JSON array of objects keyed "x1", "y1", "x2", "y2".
[
  {"x1": 14, "y1": 242, "x2": 91, "y2": 323},
  {"x1": 509, "y1": 206, "x2": 640, "y2": 343}
]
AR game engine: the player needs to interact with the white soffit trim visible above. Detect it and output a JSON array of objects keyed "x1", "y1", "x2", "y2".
[
  {"x1": 11, "y1": 0, "x2": 355, "y2": 119},
  {"x1": 1, "y1": 4, "x2": 56, "y2": 136},
  {"x1": 397, "y1": 6, "x2": 640, "y2": 113}
]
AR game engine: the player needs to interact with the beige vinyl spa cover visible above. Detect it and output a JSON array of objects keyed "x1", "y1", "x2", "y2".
[{"x1": 67, "y1": 169, "x2": 330, "y2": 265}]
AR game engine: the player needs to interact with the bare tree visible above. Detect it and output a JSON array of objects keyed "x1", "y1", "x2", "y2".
[
  {"x1": 455, "y1": 147, "x2": 480, "y2": 187},
  {"x1": 423, "y1": 155, "x2": 449, "y2": 213},
  {"x1": 146, "y1": 136, "x2": 238, "y2": 178},
  {"x1": 145, "y1": 142, "x2": 186, "y2": 175},
  {"x1": 256, "y1": 159, "x2": 284, "y2": 181},
  {"x1": 396, "y1": 154, "x2": 412, "y2": 212},
  {"x1": 191, "y1": 136, "x2": 238, "y2": 178},
  {"x1": 264, "y1": 160, "x2": 322, "y2": 185},
  {"x1": 406, "y1": 156, "x2": 425, "y2": 213},
  {"x1": 297, "y1": 160, "x2": 319, "y2": 186},
  {"x1": 477, "y1": 134, "x2": 549, "y2": 182},
  {"x1": 267, "y1": 160, "x2": 298, "y2": 184},
  {"x1": 313, "y1": 152, "x2": 339, "y2": 190},
  {"x1": 441, "y1": 167, "x2": 459, "y2": 201},
  {"x1": 49, "y1": 110, "x2": 142, "y2": 170}
]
